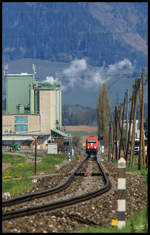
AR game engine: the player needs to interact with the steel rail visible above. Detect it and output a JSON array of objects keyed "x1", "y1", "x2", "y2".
[
  {"x1": 2, "y1": 155, "x2": 88, "y2": 207},
  {"x1": 3, "y1": 159, "x2": 111, "y2": 220}
]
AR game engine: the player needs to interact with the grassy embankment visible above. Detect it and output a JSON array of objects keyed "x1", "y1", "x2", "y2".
[
  {"x1": 2, "y1": 153, "x2": 69, "y2": 196},
  {"x1": 79, "y1": 209, "x2": 148, "y2": 233},
  {"x1": 102, "y1": 154, "x2": 147, "y2": 184}
]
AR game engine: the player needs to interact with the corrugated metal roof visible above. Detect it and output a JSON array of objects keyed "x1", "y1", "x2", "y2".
[{"x1": 51, "y1": 128, "x2": 70, "y2": 138}]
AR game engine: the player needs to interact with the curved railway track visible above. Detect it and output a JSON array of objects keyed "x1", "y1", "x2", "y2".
[
  {"x1": 2, "y1": 155, "x2": 88, "y2": 207},
  {"x1": 2, "y1": 155, "x2": 111, "y2": 221}
]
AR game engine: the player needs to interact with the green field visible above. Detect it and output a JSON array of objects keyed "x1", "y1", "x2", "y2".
[
  {"x1": 2, "y1": 153, "x2": 68, "y2": 196},
  {"x1": 69, "y1": 131, "x2": 89, "y2": 136}
]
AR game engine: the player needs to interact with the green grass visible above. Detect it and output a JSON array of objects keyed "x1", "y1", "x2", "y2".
[
  {"x1": 78, "y1": 209, "x2": 148, "y2": 233},
  {"x1": 2, "y1": 154, "x2": 26, "y2": 165},
  {"x1": 2, "y1": 178, "x2": 33, "y2": 196},
  {"x1": 37, "y1": 154, "x2": 67, "y2": 174},
  {"x1": 125, "y1": 160, "x2": 147, "y2": 184},
  {"x1": 2, "y1": 153, "x2": 68, "y2": 196},
  {"x1": 102, "y1": 154, "x2": 147, "y2": 184}
]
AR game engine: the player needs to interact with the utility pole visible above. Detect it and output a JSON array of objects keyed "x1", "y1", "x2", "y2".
[
  {"x1": 126, "y1": 89, "x2": 129, "y2": 149},
  {"x1": 125, "y1": 92, "x2": 134, "y2": 163},
  {"x1": 108, "y1": 122, "x2": 112, "y2": 161},
  {"x1": 32, "y1": 136, "x2": 40, "y2": 175},
  {"x1": 119, "y1": 103, "x2": 122, "y2": 125},
  {"x1": 119, "y1": 98, "x2": 126, "y2": 159},
  {"x1": 117, "y1": 104, "x2": 122, "y2": 159},
  {"x1": 112, "y1": 121, "x2": 115, "y2": 160},
  {"x1": 114, "y1": 106, "x2": 118, "y2": 160},
  {"x1": 139, "y1": 68, "x2": 145, "y2": 169},
  {"x1": 129, "y1": 78, "x2": 140, "y2": 168}
]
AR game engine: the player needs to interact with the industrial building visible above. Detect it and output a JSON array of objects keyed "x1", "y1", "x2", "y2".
[{"x1": 2, "y1": 65, "x2": 69, "y2": 150}]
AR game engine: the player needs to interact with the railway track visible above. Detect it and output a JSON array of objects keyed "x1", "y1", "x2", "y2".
[
  {"x1": 2, "y1": 155, "x2": 111, "y2": 221},
  {"x1": 2, "y1": 155, "x2": 88, "y2": 207}
]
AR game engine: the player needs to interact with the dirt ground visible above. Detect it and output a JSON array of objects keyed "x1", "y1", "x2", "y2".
[
  {"x1": 63, "y1": 125, "x2": 97, "y2": 142},
  {"x1": 64, "y1": 125, "x2": 97, "y2": 133}
]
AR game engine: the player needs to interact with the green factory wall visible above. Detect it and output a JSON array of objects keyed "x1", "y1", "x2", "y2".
[{"x1": 6, "y1": 75, "x2": 33, "y2": 114}]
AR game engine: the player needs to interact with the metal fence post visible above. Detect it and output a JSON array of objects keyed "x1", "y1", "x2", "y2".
[{"x1": 117, "y1": 157, "x2": 126, "y2": 229}]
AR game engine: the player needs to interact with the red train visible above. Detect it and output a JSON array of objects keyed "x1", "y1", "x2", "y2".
[{"x1": 86, "y1": 136, "x2": 98, "y2": 157}]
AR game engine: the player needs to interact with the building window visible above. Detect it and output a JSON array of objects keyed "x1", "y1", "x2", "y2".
[
  {"x1": 15, "y1": 116, "x2": 28, "y2": 124},
  {"x1": 15, "y1": 125, "x2": 28, "y2": 132}
]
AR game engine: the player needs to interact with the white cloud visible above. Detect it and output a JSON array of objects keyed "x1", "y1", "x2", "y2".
[
  {"x1": 63, "y1": 59, "x2": 87, "y2": 76},
  {"x1": 45, "y1": 76, "x2": 58, "y2": 84},
  {"x1": 44, "y1": 58, "x2": 135, "y2": 91}
]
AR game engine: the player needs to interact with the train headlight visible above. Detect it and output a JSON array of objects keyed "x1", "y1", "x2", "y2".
[
  {"x1": 94, "y1": 146, "x2": 96, "y2": 149},
  {"x1": 88, "y1": 146, "x2": 90, "y2": 149}
]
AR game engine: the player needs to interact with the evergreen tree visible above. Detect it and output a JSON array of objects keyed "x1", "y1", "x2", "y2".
[{"x1": 97, "y1": 83, "x2": 111, "y2": 148}]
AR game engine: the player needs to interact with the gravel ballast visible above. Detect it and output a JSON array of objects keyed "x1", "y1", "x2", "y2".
[{"x1": 2, "y1": 156, "x2": 147, "y2": 233}]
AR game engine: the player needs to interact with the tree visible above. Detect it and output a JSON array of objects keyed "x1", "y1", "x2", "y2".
[
  {"x1": 72, "y1": 135, "x2": 81, "y2": 147},
  {"x1": 97, "y1": 83, "x2": 111, "y2": 148}
]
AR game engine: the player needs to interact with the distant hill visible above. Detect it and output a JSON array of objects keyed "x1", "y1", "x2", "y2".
[
  {"x1": 3, "y1": 2, "x2": 147, "y2": 67},
  {"x1": 62, "y1": 103, "x2": 148, "y2": 126}
]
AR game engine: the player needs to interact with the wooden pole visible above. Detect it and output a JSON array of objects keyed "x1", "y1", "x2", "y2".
[
  {"x1": 142, "y1": 69, "x2": 146, "y2": 166},
  {"x1": 125, "y1": 92, "x2": 134, "y2": 163},
  {"x1": 126, "y1": 89, "x2": 129, "y2": 149},
  {"x1": 130, "y1": 78, "x2": 140, "y2": 168},
  {"x1": 119, "y1": 99, "x2": 126, "y2": 159},
  {"x1": 118, "y1": 104, "x2": 122, "y2": 159},
  {"x1": 119, "y1": 103, "x2": 122, "y2": 127},
  {"x1": 108, "y1": 122, "x2": 111, "y2": 161},
  {"x1": 139, "y1": 68, "x2": 145, "y2": 169},
  {"x1": 32, "y1": 136, "x2": 40, "y2": 176},
  {"x1": 115, "y1": 106, "x2": 118, "y2": 160},
  {"x1": 35, "y1": 141, "x2": 37, "y2": 175},
  {"x1": 112, "y1": 121, "x2": 115, "y2": 160}
]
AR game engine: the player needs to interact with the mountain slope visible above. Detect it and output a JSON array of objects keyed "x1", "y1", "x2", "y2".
[
  {"x1": 2, "y1": 2, "x2": 147, "y2": 67},
  {"x1": 2, "y1": 2, "x2": 148, "y2": 108}
]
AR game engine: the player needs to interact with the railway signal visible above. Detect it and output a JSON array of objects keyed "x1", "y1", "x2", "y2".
[{"x1": 32, "y1": 136, "x2": 40, "y2": 175}]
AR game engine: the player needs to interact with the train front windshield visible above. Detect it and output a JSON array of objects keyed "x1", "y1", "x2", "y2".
[{"x1": 88, "y1": 140, "x2": 96, "y2": 143}]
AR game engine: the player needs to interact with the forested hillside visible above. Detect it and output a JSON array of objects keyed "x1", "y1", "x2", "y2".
[
  {"x1": 62, "y1": 104, "x2": 97, "y2": 125},
  {"x1": 62, "y1": 103, "x2": 148, "y2": 126},
  {"x1": 2, "y1": 2, "x2": 148, "y2": 109},
  {"x1": 3, "y1": 2, "x2": 147, "y2": 67}
]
